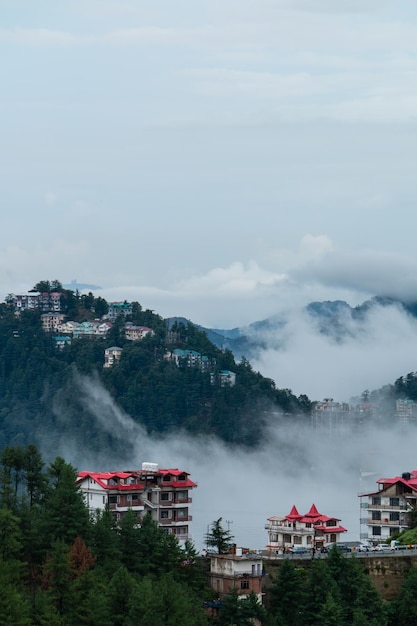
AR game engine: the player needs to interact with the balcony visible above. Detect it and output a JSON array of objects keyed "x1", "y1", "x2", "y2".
[
  {"x1": 159, "y1": 516, "x2": 192, "y2": 525},
  {"x1": 366, "y1": 518, "x2": 407, "y2": 526},
  {"x1": 366, "y1": 504, "x2": 408, "y2": 511}
]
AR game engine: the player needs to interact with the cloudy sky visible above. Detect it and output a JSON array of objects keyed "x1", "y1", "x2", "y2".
[{"x1": 2, "y1": 1, "x2": 417, "y2": 399}]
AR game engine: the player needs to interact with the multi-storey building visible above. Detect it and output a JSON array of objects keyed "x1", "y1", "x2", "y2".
[
  {"x1": 41, "y1": 312, "x2": 66, "y2": 332},
  {"x1": 210, "y1": 370, "x2": 236, "y2": 387},
  {"x1": 165, "y1": 349, "x2": 216, "y2": 372},
  {"x1": 208, "y1": 551, "x2": 263, "y2": 602},
  {"x1": 359, "y1": 471, "x2": 417, "y2": 543},
  {"x1": 77, "y1": 463, "x2": 196, "y2": 544},
  {"x1": 124, "y1": 324, "x2": 154, "y2": 341},
  {"x1": 265, "y1": 504, "x2": 346, "y2": 553},
  {"x1": 103, "y1": 346, "x2": 123, "y2": 368},
  {"x1": 12, "y1": 291, "x2": 63, "y2": 313},
  {"x1": 311, "y1": 398, "x2": 373, "y2": 436},
  {"x1": 395, "y1": 399, "x2": 417, "y2": 424},
  {"x1": 107, "y1": 301, "x2": 133, "y2": 322}
]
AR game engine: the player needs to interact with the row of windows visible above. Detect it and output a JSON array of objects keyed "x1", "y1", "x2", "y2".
[
  {"x1": 371, "y1": 496, "x2": 401, "y2": 506},
  {"x1": 160, "y1": 509, "x2": 188, "y2": 519},
  {"x1": 371, "y1": 511, "x2": 400, "y2": 521}
]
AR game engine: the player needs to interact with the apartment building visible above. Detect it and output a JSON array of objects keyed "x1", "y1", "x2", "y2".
[
  {"x1": 265, "y1": 504, "x2": 347, "y2": 553},
  {"x1": 165, "y1": 349, "x2": 216, "y2": 372},
  {"x1": 77, "y1": 463, "x2": 197, "y2": 544},
  {"x1": 41, "y1": 312, "x2": 66, "y2": 332},
  {"x1": 359, "y1": 471, "x2": 417, "y2": 543},
  {"x1": 103, "y1": 346, "x2": 123, "y2": 368},
  {"x1": 107, "y1": 301, "x2": 133, "y2": 322},
  {"x1": 12, "y1": 291, "x2": 63, "y2": 313}
]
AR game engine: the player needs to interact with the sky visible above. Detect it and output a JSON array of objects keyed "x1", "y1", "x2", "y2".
[{"x1": 2, "y1": 1, "x2": 417, "y2": 399}]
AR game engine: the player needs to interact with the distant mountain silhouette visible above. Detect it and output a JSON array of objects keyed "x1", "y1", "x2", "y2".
[{"x1": 168, "y1": 296, "x2": 417, "y2": 360}]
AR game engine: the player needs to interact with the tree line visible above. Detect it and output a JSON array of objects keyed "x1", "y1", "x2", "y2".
[{"x1": 2, "y1": 446, "x2": 417, "y2": 625}]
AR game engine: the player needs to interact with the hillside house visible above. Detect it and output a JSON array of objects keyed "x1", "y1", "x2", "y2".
[
  {"x1": 208, "y1": 550, "x2": 263, "y2": 603},
  {"x1": 41, "y1": 312, "x2": 66, "y2": 332},
  {"x1": 104, "y1": 346, "x2": 123, "y2": 368},
  {"x1": 77, "y1": 463, "x2": 197, "y2": 544},
  {"x1": 265, "y1": 504, "x2": 347, "y2": 553},
  {"x1": 395, "y1": 399, "x2": 417, "y2": 424},
  {"x1": 210, "y1": 370, "x2": 236, "y2": 387},
  {"x1": 359, "y1": 470, "x2": 417, "y2": 543},
  {"x1": 124, "y1": 323, "x2": 154, "y2": 341},
  {"x1": 53, "y1": 336, "x2": 72, "y2": 350},
  {"x1": 107, "y1": 301, "x2": 133, "y2": 322},
  {"x1": 165, "y1": 349, "x2": 215, "y2": 372},
  {"x1": 12, "y1": 291, "x2": 63, "y2": 313}
]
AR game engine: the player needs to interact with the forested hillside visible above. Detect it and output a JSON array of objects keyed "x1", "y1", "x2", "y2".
[{"x1": 0, "y1": 282, "x2": 312, "y2": 457}]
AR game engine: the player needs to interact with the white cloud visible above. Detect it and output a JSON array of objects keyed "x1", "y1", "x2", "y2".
[{"x1": 252, "y1": 301, "x2": 417, "y2": 402}]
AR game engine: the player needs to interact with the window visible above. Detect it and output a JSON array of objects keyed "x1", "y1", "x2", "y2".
[
  {"x1": 372, "y1": 526, "x2": 381, "y2": 536},
  {"x1": 372, "y1": 511, "x2": 381, "y2": 521},
  {"x1": 390, "y1": 512, "x2": 400, "y2": 522},
  {"x1": 326, "y1": 520, "x2": 337, "y2": 527},
  {"x1": 390, "y1": 497, "x2": 400, "y2": 507},
  {"x1": 305, "y1": 523, "x2": 311, "y2": 528},
  {"x1": 163, "y1": 475, "x2": 171, "y2": 482},
  {"x1": 177, "y1": 509, "x2": 187, "y2": 518},
  {"x1": 131, "y1": 494, "x2": 138, "y2": 501},
  {"x1": 241, "y1": 580, "x2": 249, "y2": 590},
  {"x1": 109, "y1": 495, "x2": 117, "y2": 504},
  {"x1": 177, "y1": 490, "x2": 187, "y2": 500},
  {"x1": 160, "y1": 510, "x2": 171, "y2": 519},
  {"x1": 178, "y1": 473, "x2": 187, "y2": 481},
  {"x1": 372, "y1": 496, "x2": 381, "y2": 506},
  {"x1": 161, "y1": 492, "x2": 172, "y2": 501}
]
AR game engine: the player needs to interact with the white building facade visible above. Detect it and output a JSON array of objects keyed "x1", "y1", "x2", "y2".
[
  {"x1": 359, "y1": 471, "x2": 417, "y2": 543},
  {"x1": 77, "y1": 463, "x2": 197, "y2": 544},
  {"x1": 265, "y1": 504, "x2": 347, "y2": 553}
]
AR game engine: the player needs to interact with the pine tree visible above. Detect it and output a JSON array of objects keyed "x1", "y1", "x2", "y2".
[
  {"x1": 205, "y1": 517, "x2": 234, "y2": 554},
  {"x1": 41, "y1": 457, "x2": 91, "y2": 547}
]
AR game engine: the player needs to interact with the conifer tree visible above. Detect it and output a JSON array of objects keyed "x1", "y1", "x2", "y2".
[{"x1": 205, "y1": 517, "x2": 234, "y2": 554}]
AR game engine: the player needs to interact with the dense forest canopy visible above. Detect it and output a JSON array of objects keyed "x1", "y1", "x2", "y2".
[{"x1": 0, "y1": 280, "x2": 313, "y2": 459}]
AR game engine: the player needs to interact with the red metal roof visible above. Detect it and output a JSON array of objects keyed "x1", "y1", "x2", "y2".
[
  {"x1": 77, "y1": 469, "x2": 196, "y2": 490},
  {"x1": 314, "y1": 525, "x2": 347, "y2": 534},
  {"x1": 285, "y1": 505, "x2": 302, "y2": 520}
]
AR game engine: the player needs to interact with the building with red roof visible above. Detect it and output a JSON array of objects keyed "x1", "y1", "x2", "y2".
[
  {"x1": 77, "y1": 462, "x2": 197, "y2": 544},
  {"x1": 265, "y1": 504, "x2": 347, "y2": 553},
  {"x1": 358, "y1": 470, "x2": 417, "y2": 544}
]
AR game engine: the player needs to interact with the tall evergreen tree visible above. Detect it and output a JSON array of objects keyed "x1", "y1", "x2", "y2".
[
  {"x1": 205, "y1": 517, "x2": 234, "y2": 554},
  {"x1": 41, "y1": 457, "x2": 90, "y2": 547}
]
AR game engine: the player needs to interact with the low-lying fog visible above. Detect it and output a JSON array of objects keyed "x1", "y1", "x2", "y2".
[
  {"x1": 51, "y1": 375, "x2": 416, "y2": 552},
  {"x1": 249, "y1": 300, "x2": 417, "y2": 403}
]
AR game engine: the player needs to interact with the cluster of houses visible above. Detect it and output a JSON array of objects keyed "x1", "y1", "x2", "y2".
[{"x1": 9, "y1": 291, "x2": 238, "y2": 383}]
